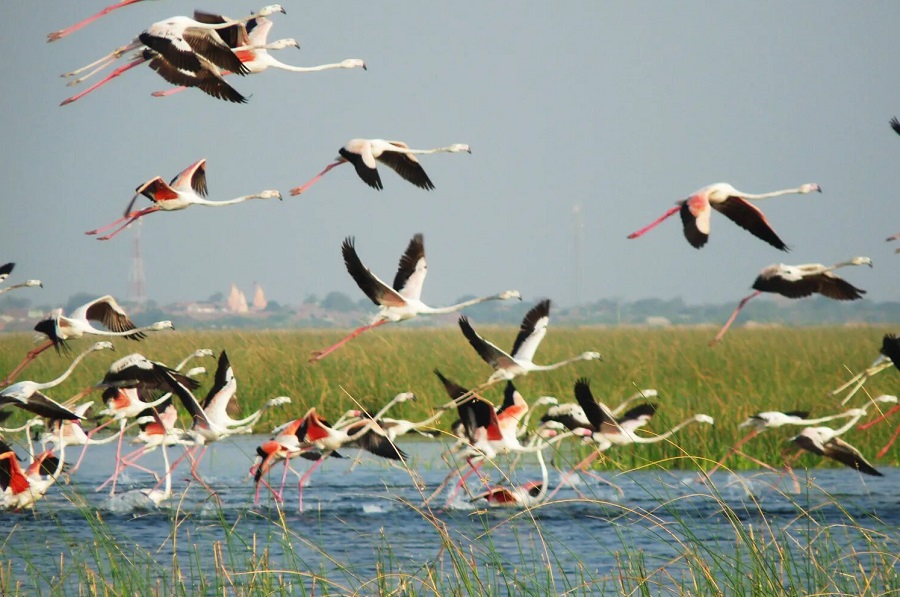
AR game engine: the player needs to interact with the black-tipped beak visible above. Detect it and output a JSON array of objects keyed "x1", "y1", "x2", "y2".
[
  {"x1": 817, "y1": 187, "x2": 823, "y2": 193},
  {"x1": 280, "y1": 7, "x2": 287, "y2": 13},
  {"x1": 362, "y1": 64, "x2": 368, "y2": 71}
]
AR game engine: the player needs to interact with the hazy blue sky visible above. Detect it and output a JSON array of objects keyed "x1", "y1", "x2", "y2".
[{"x1": 1, "y1": 2, "x2": 898, "y2": 310}]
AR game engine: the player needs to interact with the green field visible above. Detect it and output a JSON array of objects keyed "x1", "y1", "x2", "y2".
[{"x1": 1, "y1": 326, "x2": 897, "y2": 470}]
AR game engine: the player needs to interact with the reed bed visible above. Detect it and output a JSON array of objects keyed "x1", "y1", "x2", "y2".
[{"x1": 0, "y1": 325, "x2": 897, "y2": 471}]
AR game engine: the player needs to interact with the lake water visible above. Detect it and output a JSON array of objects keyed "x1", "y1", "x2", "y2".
[{"x1": 2, "y1": 436, "x2": 897, "y2": 594}]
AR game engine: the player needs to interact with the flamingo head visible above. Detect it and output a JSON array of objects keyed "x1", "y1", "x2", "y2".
[
  {"x1": 150, "y1": 321, "x2": 175, "y2": 331},
  {"x1": 535, "y1": 396, "x2": 558, "y2": 406},
  {"x1": 393, "y1": 392, "x2": 416, "y2": 404},
  {"x1": 498, "y1": 290, "x2": 521, "y2": 301},
  {"x1": 193, "y1": 349, "x2": 215, "y2": 359},
  {"x1": 447, "y1": 143, "x2": 471, "y2": 154},
  {"x1": 694, "y1": 414, "x2": 715, "y2": 425},
  {"x1": 24, "y1": 280, "x2": 43, "y2": 288},
  {"x1": 581, "y1": 351, "x2": 603, "y2": 361},
  {"x1": 90, "y1": 341, "x2": 115, "y2": 352},
  {"x1": 849, "y1": 256, "x2": 873, "y2": 267},
  {"x1": 259, "y1": 190, "x2": 283, "y2": 201},
  {"x1": 799, "y1": 183, "x2": 822, "y2": 194},
  {"x1": 574, "y1": 427, "x2": 594, "y2": 438},
  {"x1": 873, "y1": 394, "x2": 898, "y2": 404},
  {"x1": 341, "y1": 58, "x2": 367, "y2": 70},
  {"x1": 257, "y1": 4, "x2": 286, "y2": 16}
]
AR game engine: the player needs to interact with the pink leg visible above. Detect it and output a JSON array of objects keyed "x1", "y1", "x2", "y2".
[
  {"x1": 858, "y1": 404, "x2": 900, "y2": 431},
  {"x1": 90, "y1": 208, "x2": 158, "y2": 241},
  {"x1": 60, "y1": 55, "x2": 147, "y2": 106},
  {"x1": 2, "y1": 341, "x2": 55, "y2": 385},
  {"x1": 626, "y1": 206, "x2": 681, "y2": 239},
  {"x1": 308, "y1": 320, "x2": 388, "y2": 362},
  {"x1": 85, "y1": 208, "x2": 151, "y2": 236},
  {"x1": 877, "y1": 424, "x2": 900, "y2": 458},
  {"x1": 289, "y1": 160, "x2": 347, "y2": 196},
  {"x1": 547, "y1": 451, "x2": 600, "y2": 501},
  {"x1": 48, "y1": 0, "x2": 145, "y2": 42},
  {"x1": 710, "y1": 291, "x2": 761, "y2": 347},
  {"x1": 277, "y1": 454, "x2": 293, "y2": 497},
  {"x1": 705, "y1": 430, "x2": 759, "y2": 476},
  {"x1": 444, "y1": 459, "x2": 486, "y2": 506}
]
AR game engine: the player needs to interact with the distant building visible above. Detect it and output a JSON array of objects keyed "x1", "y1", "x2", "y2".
[
  {"x1": 251, "y1": 283, "x2": 267, "y2": 311},
  {"x1": 227, "y1": 284, "x2": 249, "y2": 313}
]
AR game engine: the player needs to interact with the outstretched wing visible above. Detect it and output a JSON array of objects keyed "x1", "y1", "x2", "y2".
[
  {"x1": 376, "y1": 143, "x2": 435, "y2": 190},
  {"x1": 342, "y1": 237, "x2": 407, "y2": 308},
  {"x1": 510, "y1": 299, "x2": 550, "y2": 361},
  {"x1": 459, "y1": 316, "x2": 517, "y2": 370},
  {"x1": 573, "y1": 378, "x2": 614, "y2": 431},
  {"x1": 392, "y1": 234, "x2": 427, "y2": 300},
  {"x1": 712, "y1": 196, "x2": 788, "y2": 251},
  {"x1": 824, "y1": 437, "x2": 883, "y2": 476}
]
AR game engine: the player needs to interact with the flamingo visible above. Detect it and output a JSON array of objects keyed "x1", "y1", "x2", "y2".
[
  {"x1": 0, "y1": 342, "x2": 114, "y2": 421},
  {"x1": 834, "y1": 333, "x2": 900, "y2": 406},
  {"x1": 459, "y1": 299, "x2": 602, "y2": 384},
  {"x1": 791, "y1": 408, "x2": 883, "y2": 476},
  {"x1": 857, "y1": 335, "x2": 900, "y2": 456},
  {"x1": 705, "y1": 399, "x2": 897, "y2": 476},
  {"x1": 309, "y1": 234, "x2": 520, "y2": 361},
  {"x1": 293, "y1": 402, "x2": 410, "y2": 511},
  {"x1": 551, "y1": 379, "x2": 712, "y2": 496},
  {"x1": 891, "y1": 117, "x2": 900, "y2": 136},
  {"x1": 540, "y1": 388, "x2": 659, "y2": 433},
  {"x1": 289, "y1": 139, "x2": 471, "y2": 195},
  {"x1": 0, "y1": 279, "x2": 42, "y2": 296},
  {"x1": 59, "y1": 5, "x2": 286, "y2": 105},
  {"x1": 627, "y1": 182, "x2": 821, "y2": 250},
  {"x1": 47, "y1": 0, "x2": 157, "y2": 42},
  {"x1": 85, "y1": 159, "x2": 282, "y2": 241},
  {"x1": 0, "y1": 440, "x2": 67, "y2": 511},
  {"x1": 711, "y1": 256, "x2": 872, "y2": 346},
  {"x1": 152, "y1": 16, "x2": 366, "y2": 98},
  {"x1": 2, "y1": 296, "x2": 172, "y2": 386},
  {"x1": 469, "y1": 429, "x2": 557, "y2": 508}
]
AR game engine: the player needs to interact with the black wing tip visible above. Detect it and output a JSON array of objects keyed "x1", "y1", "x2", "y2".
[{"x1": 891, "y1": 116, "x2": 900, "y2": 135}]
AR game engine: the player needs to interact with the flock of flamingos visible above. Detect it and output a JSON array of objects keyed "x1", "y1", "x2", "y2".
[{"x1": 1, "y1": 1, "x2": 899, "y2": 512}]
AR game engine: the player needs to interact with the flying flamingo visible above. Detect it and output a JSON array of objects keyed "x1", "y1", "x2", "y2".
[
  {"x1": 309, "y1": 234, "x2": 520, "y2": 361},
  {"x1": 152, "y1": 16, "x2": 366, "y2": 98},
  {"x1": 791, "y1": 408, "x2": 884, "y2": 476},
  {"x1": 704, "y1": 400, "x2": 897, "y2": 476},
  {"x1": 710, "y1": 256, "x2": 872, "y2": 346},
  {"x1": 85, "y1": 159, "x2": 282, "y2": 241},
  {"x1": 3, "y1": 295, "x2": 173, "y2": 385},
  {"x1": 47, "y1": 0, "x2": 158, "y2": 42},
  {"x1": 627, "y1": 182, "x2": 821, "y2": 250},
  {"x1": 469, "y1": 428, "x2": 558, "y2": 508},
  {"x1": 550, "y1": 379, "x2": 713, "y2": 498},
  {"x1": 857, "y1": 335, "x2": 900, "y2": 456},
  {"x1": 59, "y1": 5, "x2": 286, "y2": 105},
  {"x1": 289, "y1": 138, "x2": 471, "y2": 195},
  {"x1": 0, "y1": 342, "x2": 115, "y2": 421},
  {"x1": 459, "y1": 299, "x2": 602, "y2": 384},
  {"x1": 540, "y1": 388, "x2": 659, "y2": 433}
]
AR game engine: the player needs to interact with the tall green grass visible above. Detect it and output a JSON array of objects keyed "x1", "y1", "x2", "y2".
[{"x1": 0, "y1": 326, "x2": 897, "y2": 469}]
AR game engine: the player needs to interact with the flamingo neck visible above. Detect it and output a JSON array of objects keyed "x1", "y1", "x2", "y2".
[
  {"x1": 738, "y1": 187, "x2": 810, "y2": 200},
  {"x1": 426, "y1": 293, "x2": 510, "y2": 314},
  {"x1": 192, "y1": 194, "x2": 263, "y2": 207},
  {"x1": 35, "y1": 347, "x2": 97, "y2": 391}
]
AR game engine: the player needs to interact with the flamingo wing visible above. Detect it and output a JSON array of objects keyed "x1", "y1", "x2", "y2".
[
  {"x1": 342, "y1": 237, "x2": 407, "y2": 308},
  {"x1": 616, "y1": 403, "x2": 657, "y2": 432},
  {"x1": 541, "y1": 404, "x2": 592, "y2": 432},
  {"x1": 679, "y1": 200, "x2": 711, "y2": 248},
  {"x1": 752, "y1": 270, "x2": 819, "y2": 299},
  {"x1": 124, "y1": 176, "x2": 174, "y2": 216},
  {"x1": 817, "y1": 273, "x2": 867, "y2": 300},
  {"x1": 346, "y1": 424, "x2": 407, "y2": 460},
  {"x1": 147, "y1": 52, "x2": 248, "y2": 104},
  {"x1": 510, "y1": 299, "x2": 550, "y2": 361},
  {"x1": 376, "y1": 144, "x2": 435, "y2": 190},
  {"x1": 713, "y1": 196, "x2": 788, "y2": 251},
  {"x1": 472, "y1": 487, "x2": 517, "y2": 504},
  {"x1": 0, "y1": 262, "x2": 14, "y2": 282},
  {"x1": 881, "y1": 334, "x2": 900, "y2": 369},
  {"x1": 573, "y1": 378, "x2": 614, "y2": 431},
  {"x1": 392, "y1": 233, "x2": 427, "y2": 300},
  {"x1": 191, "y1": 11, "x2": 248, "y2": 49},
  {"x1": 339, "y1": 146, "x2": 383, "y2": 190},
  {"x1": 181, "y1": 28, "x2": 249, "y2": 75},
  {"x1": 823, "y1": 437, "x2": 883, "y2": 476},
  {"x1": 169, "y1": 159, "x2": 208, "y2": 197},
  {"x1": 496, "y1": 381, "x2": 528, "y2": 437},
  {"x1": 77, "y1": 296, "x2": 142, "y2": 336},
  {"x1": 19, "y1": 391, "x2": 83, "y2": 420},
  {"x1": 201, "y1": 351, "x2": 236, "y2": 413},
  {"x1": 458, "y1": 316, "x2": 517, "y2": 370},
  {"x1": 163, "y1": 370, "x2": 212, "y2": 429},
  {"x1": 891, "y1": 117, "x2": 900, "y2": 136}
]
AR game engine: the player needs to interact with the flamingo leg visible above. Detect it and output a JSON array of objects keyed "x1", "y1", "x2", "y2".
[
  {"x1": 61, "y1": 40, "x2": 142, "y2": 79},
  {"x1": 186, "y1": 446, "x2": 218, "y2": 496},
  {"x1": 838, "y1": 362, "x2": 893, "y2": 406},
  {"x1": 48, "y1": 0, "x2": 146, "y2": 42},
  {"x1": 704, "y1": 430, "x2": 759, "y2": 477},
  {"x1": 289, "y1": 159, "x2": 347, "y2": 196},
  {"x1": 547, "y1": 450, "x2": 601, "y2": 501},
  {"x1": 444, "y1": 459, "x2": 486, "y2": 506},
  {"x1": 710, "y1": 291, "x2": 762, "y2": 347},
  {"x1": 876, "y1": 424, "x2": 900, "y2": 459},
  {"x1": 95, "y1": 420, "x2": 127, "y2": 494},
  {"x1": 60, "y1": 53, "x2": 147, "y2": 106},
  {"x1": 2, "y1": 340, "x2": 56, "y2": 385},
  {"x1": 85, "y1": 209, "x2": 149, "y2": 235},
  {"x1": 626, "y1": 206, "x2": 681, "y2": 239},
  {"x1": 88, "y1": 207, "x2": 159, "y2": 240},
  {"x1": 858, "y1": 404, "x2": 900, "y2": 431},
  {"x1": 308, "y1": 319, "x2": 388, "y2": 362}
]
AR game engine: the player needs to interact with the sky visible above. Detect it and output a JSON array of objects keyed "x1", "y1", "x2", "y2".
[{"x1": 1, "y1": 2, "x2": 899, "y2": 311}]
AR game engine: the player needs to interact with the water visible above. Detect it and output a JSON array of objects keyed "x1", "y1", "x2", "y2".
[{"x1": 2, "y1": 436, "x2": 898, "y2": 593}]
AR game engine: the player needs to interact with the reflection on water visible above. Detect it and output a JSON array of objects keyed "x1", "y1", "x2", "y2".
[{"x1": 1, "y1": 436, "x2": 896, "y2": 592}]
